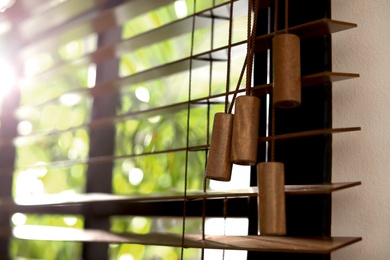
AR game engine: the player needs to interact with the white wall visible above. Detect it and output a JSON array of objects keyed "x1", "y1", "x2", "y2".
[{"x1": 331, "y1": 0, "x2": 390, "y2": 259}]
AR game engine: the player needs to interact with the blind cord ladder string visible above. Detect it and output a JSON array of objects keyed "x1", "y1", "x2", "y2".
[
  {"x1": 181, "y1": 0, "x2": 197, "y2": 258},
  {"x1": 201, "y1": 0, "x2": 217, "y2": 258}
]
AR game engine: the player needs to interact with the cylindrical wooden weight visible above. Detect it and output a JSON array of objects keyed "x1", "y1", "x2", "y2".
[
  {"x1": 205, "y1": 113, "x2": 234, "y2": 181},
  {"x1": 257, "y1": 162, "x2": 286, "y2": 235},
  {"x1": 231, "y1": 95, "x2": 260, "y2": 165},
  {"x1": 273, "y1": 33, "x2": 301, "y2": 108}
]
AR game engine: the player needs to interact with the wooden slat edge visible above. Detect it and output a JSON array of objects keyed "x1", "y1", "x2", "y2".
[
  {"x1": 11, "y1": 182, "x2": 361, "y2": 207},
  {"x1": 20, "y1": 0, "x2": 176, "y2": 52},
  {"x1": 259, "y1": 127, "x2": 361, "y2": 143},
  {"x1": 253, "y1": 71, "x2": 360, "y2": 96},
  {"x1": 285, "y1": 181, "x2": 362, "y2": 195},
  {"x1": 20, "y1": 0, "x2": 240, "y2": 60},
  {"x1": 301, "y1": 72, "x2": 360, "y2": 87},
  {"x1": 18, "y1": 70, "x2": 358, "y2": 113},
  {"x1": 11, "y1": 226, "x2": 362, "y2": 254},
  {"x1": 255, "y1": 18, "x2": 357, "y2": 52}
]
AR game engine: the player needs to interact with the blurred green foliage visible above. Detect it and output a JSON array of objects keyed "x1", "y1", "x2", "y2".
[
  {"x1": 10, "y1": 0, "x2": 247, "y2": 259},
  {"x1": 10, "y1": 214, "x2": 83, "y2": 259},
  {"x1": 110, "y1": 216, "x2": 202, "y2": 259}
]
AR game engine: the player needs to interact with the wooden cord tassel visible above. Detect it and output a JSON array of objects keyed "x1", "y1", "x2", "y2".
[
  {"x1": 205, "y1": 113, "x2": 234, "y2": 181},
  {"x1": 257, "y1": 162, "x2": 286, "y2": 235},
  {"x1": 231, "y1": 95, "x2": 261, "y2": 166},
  {"x1": 273, "y1": 33, "x2": 301, "y2": 108}
]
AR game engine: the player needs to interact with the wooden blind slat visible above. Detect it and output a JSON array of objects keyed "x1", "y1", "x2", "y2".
[
  {"x1": 20, "y1": 0, "x2": 108, "y2": 41},
  {"x1": 10, "y1": 226, "x2": 361, "y2": 254},
  {"x1": 1, "y1": 1, "x2": 362, "y2": 258},
  {"x1": 11, "y1": 182, "x2": 361, "y2": 207},
  {"x1": 19, "y1": 0, "x2": 176, "y2": 59},
  {"x1": 18, "y1": 71, "x2": 359, "y2": 113}
]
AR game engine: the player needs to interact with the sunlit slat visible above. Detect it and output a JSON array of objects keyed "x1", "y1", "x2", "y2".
[
  {"x1": 20, "y1": 18, "x2": 356, "y2": 92},
  {"x1": 12, "y1": 182, "x2": 361, "y2": 206},
  {"x1": 20, "y1": 0, "x2": 78, "y2": 16},
  {"x1": 20, "y1": 0, "x2": 247, "y2": 85},
  {"x1": 20, "y1": 43, "x2": 245, "y2": 99},
  {"x1": 11, "y1": 226, "x2": 361, "y2": 254},
  {"x1": 20, "y1": 0, "x2": 109, "y2": 41},
  {"x1": 17, "y1": 71, "x2": 359, "y2": 115},
  {"x1": 19, "y1": 0, "x2": 177, "y2": 59}
]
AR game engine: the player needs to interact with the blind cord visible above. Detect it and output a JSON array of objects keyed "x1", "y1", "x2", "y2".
[
  {"x1": 222, "y1": 196, "x2": 228, "y2": 259},
  {"x1": 245, "y1": 0, "x2": 253, "y2": 96},
  {"x1": 228, "y1": 0, "x2": 260, "y2": 113},
  {"x1": 271, "y1": 0, "x2": 279, "y2": 161},
  {"x1": 181, "y1": 0, "x2": 197, "y2": 258},
  {"x1": 285, "y1": 0, "x2": 289, "y2": 33},
  {"x1": 201, "y1": 1, "x2": 217, "y2": 258},
  {"x1": 224, "y1": 0, "x2": 234, "y2": 114}
]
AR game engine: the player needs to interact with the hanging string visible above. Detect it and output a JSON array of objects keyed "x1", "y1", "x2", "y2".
[
  {"x1": 201, "y1": 1, "x2": 216, "y2": 258},
  {"x1": 221, "y1": 3, "x2": 234, "y2": 259},
  {"x1": 228, "y1": 56, "x2": 247, "y2": 114},
  {"x1": 271, "y1": 0, "x2": 279, "y2": 162},
  {"x1": 181, "y1": 0, "x2": 197, "y2": 258},
  {"x1": 245, "y1": 0, "x2": 263, "y2": 97},
  {"x1": 224, "y1": 0, "x2": 234, "y2": 113},
  {"x1": 285, "y1": 0, "x2": 289, "y2": 33},
  {"x1": 222, "y1": 196, "x2": 228, "y2": 259},
  {"x1": 274, "y1": 0, "x2": 279, "y2": 35},
  {"x1": 271, "y1": 106, "x2": 276, "y2": 161},
  {"x1": 250, "y1": 0, "x2": 260, "y2": 57},
  {"x1": 228, "y1": 0, "x2": 260, "y2": 113},
  {"x1": 245, "y1": 0, "x2": 253, "y2": 96},
  {"x1": 247, "y1": 0, "x2": 260, "y2": 96}
]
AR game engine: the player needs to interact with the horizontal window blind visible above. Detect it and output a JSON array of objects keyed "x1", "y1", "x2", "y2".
[
  {"x1": 4, "y1": 0, "x2": 252, "y2": 259},
  {"x1": 0, "y1": 0, "x2": 362, "y2": 259}
]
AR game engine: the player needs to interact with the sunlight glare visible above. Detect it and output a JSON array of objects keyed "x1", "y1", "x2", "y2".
[
  {"x1": 0, "y1": 0, "x2": 14, "y2": 12},
  {"x1": 24, "y1": 57, "x2": 40, "y2": 78},
  {"x1": 17, "y1": 120, "x2": 33, "y2": 136},
  {"x1": 0, "y1": 59, "x2": 16, "y2": 99},
  {"x1": 209, "y1": 164, "x2": 250, "y2": 190},
  {"x1": 34, "y1": 162, "x2": 48, "y2": 177},
  {"x1": 87, "y1": 63, "x2": 96, "y2": 88},
  {"x1": 119, "y1": 254, "x2": 134, "y2": 260},
  {"x1": 147, "y1": 115, "x2": 161, "y2": 123},
  {"x1": 130, "y1": 216, "x2": 148, "y2": 233},
  {"x1": 63, "y1": 216, "x2": 78, "y2": 226},
  {"x1": 204, "y1": 218, "x2": 248, "y2": 259},
  {"x1": 0, "y1": 19, "x2": 11, "y2": 35},
  {"x1": 128, "y1": 168, "x2": 144, "y2": 185},
  {"x1": 135, "y1": 87, "x2": 150, "y2": 103},
  {"x1": 11, "y1": 213, "x2": 27, "y2": 226},
  {"x1": 174, "y1": 0, "x2": 188, "y2": 18},
  {"x1": 15, "y1": 169, "x2": 45, "y2": 196},
  {"x1": 59, "y1": 93, "x2": 82, "y2": 106}
]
